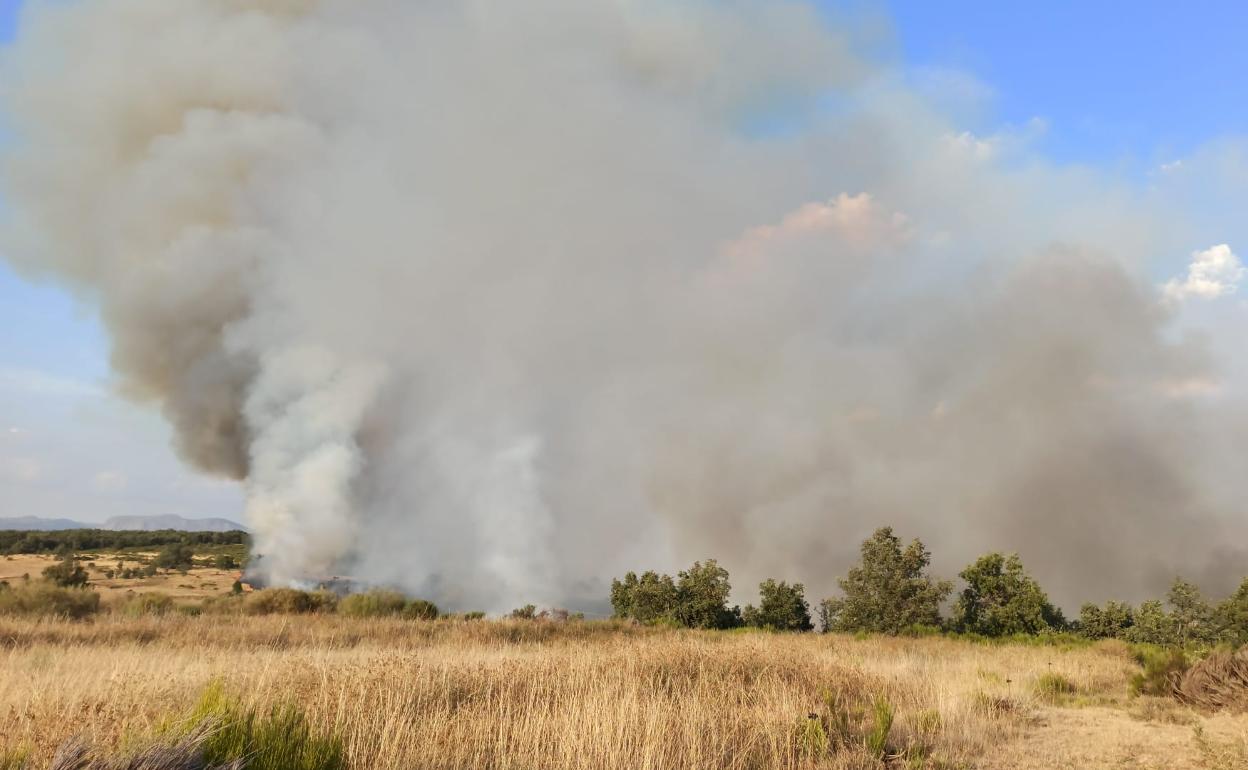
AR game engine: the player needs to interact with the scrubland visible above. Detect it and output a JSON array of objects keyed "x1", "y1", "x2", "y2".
[{"x1": 2, "y1": 615, "x2": 1246, "y2": 770}]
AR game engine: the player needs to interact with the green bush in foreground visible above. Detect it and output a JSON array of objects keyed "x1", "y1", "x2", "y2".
[
  {"x1": 338, "y1": 589, "x2": 439, "y2": 620},
  {"x1": 1131, "y1": 645, "x2": 1190, "y2": 696},
  {"x1": 0, "y1": 580, "x2": 99, "y2": 619},
  {"x1": 185, "y1": 682, "x2": 346, "y2": 770}
]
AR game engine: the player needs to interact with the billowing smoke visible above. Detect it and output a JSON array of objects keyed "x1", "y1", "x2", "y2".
[{"x1": 2, "y1": 0, "x2": 1245, "y2": 611}]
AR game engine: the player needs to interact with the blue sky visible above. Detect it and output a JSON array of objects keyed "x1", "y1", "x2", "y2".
[{"x1": 0, "y1": 0, "x2": 1245, "y2": 523}]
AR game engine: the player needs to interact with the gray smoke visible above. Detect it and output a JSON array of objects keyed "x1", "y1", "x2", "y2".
[{"x1": 2, "y1": 0, "x2": 1244, "y2": 611}]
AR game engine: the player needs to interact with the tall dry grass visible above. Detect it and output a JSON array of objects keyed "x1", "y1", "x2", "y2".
[{"x1": 0, "y1": 616, "x2": 1136, "y2": 769}]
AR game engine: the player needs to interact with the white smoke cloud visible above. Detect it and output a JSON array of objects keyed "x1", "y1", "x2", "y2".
[{"x1": 2, "y1": 0, "x2": 1246, "y2": 610}]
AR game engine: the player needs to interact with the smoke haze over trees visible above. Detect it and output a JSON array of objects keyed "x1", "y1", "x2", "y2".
[{"x1": 2, "y1": 0, "x2": 1247, "y2": 611}]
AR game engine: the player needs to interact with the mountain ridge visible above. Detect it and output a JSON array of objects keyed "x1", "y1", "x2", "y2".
[{"x1": 0, "y1": 514, "x2": 247, "y2": 532}]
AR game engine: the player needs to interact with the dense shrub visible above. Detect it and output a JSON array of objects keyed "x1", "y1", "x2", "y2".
[
  {"x1": 1215, "y1": 578, "x2": 1248, "y2": 646},
  {"x1": 213, "y1": 554, "x2": 239, "y2": 570},
  {"x1": 1131, "y1": 645, "x2": 1190, "y2": 696},
  {"x1": 611, "y1": 570, "x2": 677, "y2": 624},
  {"x1": 510, "y1": 604, "x2": 538, "y2": 620},
  {"x1": 0, "y1": 581, "x2": 100, "y2": 619},
  {"x1": 742, "y1": 579, "x2": 812, "y2": 631},
  {"x1": 42, "y1": 555, "x2": 89, "y2": 588},
  {"x1": 243, "y1": 588, "x2": 337, "y2": 615},
  {"x1": 338, "y1": 589, "x2": 439, "y2": 620},
  {"x1": 1126, "y1": 600, "x2": 1178, "y2": 646},
  {"x1": 1078, "y1": 600, "x2": 1135, "y2": 639},
  {"x1": 154, "y1": 543, "x2": 196, "y2": 572},
  {"x1": 952, "y1": 553, "x2": 1064, "y2": 636}
]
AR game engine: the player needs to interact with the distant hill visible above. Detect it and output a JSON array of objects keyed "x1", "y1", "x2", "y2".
[
  {"x1": 0, "y1": 515, "x2": 246, "y2": 532},
  {"x1": 0, "y1": 516, "x2": 88, "y2": 531},
  {"x1": 101, "y1": 515, "x2": 246, "y2": 532}
]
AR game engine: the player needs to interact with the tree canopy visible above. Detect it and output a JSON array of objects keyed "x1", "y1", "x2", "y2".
[
  {"x1": 742, "y1": 579, "x2": 813, "y2": 631},
  {"x1": 824, "y1": 528, "x2": 952, "y2": 634},
  {"x1": 951, "y1": 553, "x2": 1064, "y2": 636}
]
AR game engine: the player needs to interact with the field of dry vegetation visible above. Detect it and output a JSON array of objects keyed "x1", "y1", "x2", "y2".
[{"x1": 3, "y1": 615, "x2": 1248, "y2": 770}]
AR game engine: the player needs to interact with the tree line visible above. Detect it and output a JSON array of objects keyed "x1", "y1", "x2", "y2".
[
  {"x1": 0, "y1": 529, "x2": 248, "y2": 555},
  {"x1": 610, "y1": 526, "x2": 1248, "y2": 645}
]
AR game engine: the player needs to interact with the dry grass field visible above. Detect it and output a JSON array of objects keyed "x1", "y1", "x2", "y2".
[
  {"x1": 2, "y1": 616, "x2": 1247, "y2": 770},
  {"x1": 0, "y1": 554, "x2": 239, "y2": 603}
]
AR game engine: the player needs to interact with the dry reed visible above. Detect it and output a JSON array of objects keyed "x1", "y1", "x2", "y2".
[{"x1": 0, "y1": 617, "x2": 1136, "y2": 769}]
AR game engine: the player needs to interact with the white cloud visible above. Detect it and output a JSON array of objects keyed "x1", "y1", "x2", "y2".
[{"x1": 1163, "y1": 244, "x2": 1244, "y2": 303}]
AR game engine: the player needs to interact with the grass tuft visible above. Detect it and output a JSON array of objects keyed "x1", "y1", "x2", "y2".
[{"x1": 183, "y1": 682, "x2": 346, "y2": 770}]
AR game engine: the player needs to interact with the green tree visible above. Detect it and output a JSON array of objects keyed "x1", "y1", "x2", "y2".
[
  {"x1": 213, "y1": 553, "x2": 239, "y2": 570},
  {"x1": 1078, "y1": 600, "x2": 1134, "y2": 639},
  {"x1": 41, "y1": 555, "x2": 88, "y2": 588},
  {"x1": 1215, "y1": 578, "x2": 1248, "y2": 646},
  {"x1": 610, "y1": 570, "x2": 678, "y2": 624},
  {"x1": 742, "y1": 579, "x2": 813, "y2": 631},
  {"x1": 951, "y1": 553, "x2": 1062, "y2": 636},
  {"x1": 674, "y1": 559, "x2": 741, "y2": 629},
  {"x1": 1167, "y1": 577, "x2": 1214, "y2": 645},
  {"x1": 510, "y1": 604, "x2": 537, "y2": 620},
  {"x1": 154, "y1": 543, "x2": 196, "y2": 572},
  {"x1": 1126, "y1": 599, "x2": 1177, "y2": 646},
  {"x1": 816, "y1": 597, "x2": 839, "y2": 633},
  {"x1": 825, "y1": 528, "x2": 952, "y2": 634}
]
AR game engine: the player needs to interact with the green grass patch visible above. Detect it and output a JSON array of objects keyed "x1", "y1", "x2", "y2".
[
  {"x1": 180, "y1": 682, "x2": 346, "y2": 770},
  {"x1": 1130, "y1": 645, "x2": 1189, "y2": 696}
]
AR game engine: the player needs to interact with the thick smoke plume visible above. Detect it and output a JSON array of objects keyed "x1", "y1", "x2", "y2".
[{"x1": 2, "y1": 0, "x2": 1244, "y2": 611}]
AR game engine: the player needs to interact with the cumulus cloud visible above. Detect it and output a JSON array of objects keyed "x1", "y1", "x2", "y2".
[{"x1": 1164, "y1": 244, "x2": 1244, "y2": 302}]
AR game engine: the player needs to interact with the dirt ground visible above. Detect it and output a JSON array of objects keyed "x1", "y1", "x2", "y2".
[
  {"x1": 998, "y1": 702, "x2": 1248, "y2": 769},
  {"x1": 0, "y1": 553, "x2": 239, "y2": 602}
]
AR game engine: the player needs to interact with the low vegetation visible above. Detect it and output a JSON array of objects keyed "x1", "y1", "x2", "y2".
[
  {"x1": 0, "y1": 614, "x2": 1144, "y2": 769},
  {"x1": 0, "y1": 580, "x2": 100, "y2": 619}
]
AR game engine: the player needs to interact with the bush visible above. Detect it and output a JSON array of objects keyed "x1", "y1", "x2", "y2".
[
  {"x1": 1131, "y1": 645, "x2": 1190, "y2": 696},
  {"x1": 116, "y1": 591, "x2": 175, "y2": 618},
  {"x1": 42, "y1": 555, "x2": 89, "y2": 588},
  {"x1": 155, "y1": 543, "x2": 196, "y2": 572},
  {"x1": 338, "y1": 589, "x2": 439, "y2": 620},
  {"x1": 181, "y1": 681, "x2": 346, "y2": 770},
  {"x1": 510, "y1": 604, "x2": 538, "y2": 620},
  {"x1": 213, "y1": 554, "x2": 239, "y2": 570},
  {"x1": 243, "y1": 588, "x2": 337, "y2": 615},
  {"x1": 742, "y1": 579, "x2": 813, "y2": 631},
  {"x1": 0, "y1": 581, "x2": 100, "y2": 619},
  {"x1": 1034, "y1": 672, "x2": 1078, "y2": 701},
  {"x1": 611, "y1": 570, "x2": 678, "y2": 623}
]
